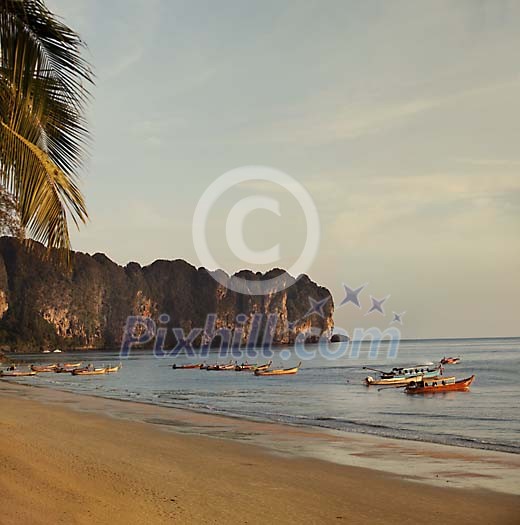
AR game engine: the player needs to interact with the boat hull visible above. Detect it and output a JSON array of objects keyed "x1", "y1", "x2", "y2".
[
  {"x1": 236, "y1": 361, "x2": 272, "y2": 372},
  {"x1": 72, "y1": 368, "x2": 107, "y2": 376},
  {"x1": 31, "y1": 365, "x2": 57, "y2": 373},
  {"x1": 365, "y1": 375, "x2": 431, "y2": 386},
  {"x1": 205, "y1": 364, "x2": 235, "y2": 371},
  {"x1": 365, "y1": 367, "x2": 441, "y2": 386},
  {"x1": 405, "y1": 375, "x2": 475, "y2": 394},
  {"x1": 255, "y1": 363, "x2": 301, "y2": 376},
  {"x1": 440, "y1": 357, "x2": 460, "y2": 365},
  {"x1": 1, "y1": 371, "x2": 37, "y2": 377}
]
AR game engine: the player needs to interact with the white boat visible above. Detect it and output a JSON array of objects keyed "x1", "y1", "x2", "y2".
[
  {"x1": 53, "y1": 349, "x2": 62, "y2": 353},
  {"x1": 42, "y1": 350, "x2": 51, "y2": 353}
]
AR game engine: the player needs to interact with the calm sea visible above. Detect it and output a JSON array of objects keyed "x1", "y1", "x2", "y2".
[{"x1": 12, "y1": 337, "x2": 520, "y2": 454}]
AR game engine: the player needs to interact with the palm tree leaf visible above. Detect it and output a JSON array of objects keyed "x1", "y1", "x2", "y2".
[
  {"x1": 0, "y1": 0, "x2": 93, "y2": 106},
  {"x1": 0, "y1": 0, "x2": 93, "y2": 256},
  {"x1": 0, "y1": 119, "x2": 87, "y2": 251}
]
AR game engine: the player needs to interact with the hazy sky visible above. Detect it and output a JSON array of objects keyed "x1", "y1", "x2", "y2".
[{"x1": 46, "y1": 0, "x2": 519, "y2": 338}]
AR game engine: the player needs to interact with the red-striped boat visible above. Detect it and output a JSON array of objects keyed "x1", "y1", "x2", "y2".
[{"x1": 405, "y1": 375, "x2": 475, "y2": 394}]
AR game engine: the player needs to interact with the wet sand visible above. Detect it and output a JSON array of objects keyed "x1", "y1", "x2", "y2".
[{"x1": 0, "y1": 381, "x2": 519, "y2": 524}]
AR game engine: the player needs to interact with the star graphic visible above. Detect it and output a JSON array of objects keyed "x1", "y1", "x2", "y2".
[
  {"x1": 339, "y1": 283, "x2": 366, "y2": 308},
  {"x1": 304, "y1": 296, "x2": 330, "y2": 318},
  {"x1": 287, "y1": 320, "x2": 298, "y2": 331},
  {"x1": 391, "y1": 311, "x2": 406, "y2": 324},
  {"x1": 366, "y1": 295, "x2": 390, "y2": 316}
]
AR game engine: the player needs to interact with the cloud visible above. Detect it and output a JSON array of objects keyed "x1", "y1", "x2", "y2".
[
  {"x1": 244, "y1": 76, "x2": 520, "y2": 146},
  {"x1": 315, "y1": 172, "x2": 520, "y2": 252}
]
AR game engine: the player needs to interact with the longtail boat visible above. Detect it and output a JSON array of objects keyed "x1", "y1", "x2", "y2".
[
  {"x1": 405, "y1": 375, "x2": 475, "y2": 394},
  {"x1": 172, "y1": 363, "x2": 203, "y2": 369},
  {"x1": 72, "y1": 367, "x2": 107, "y2": 376},
  {"x1": 64, "y1": 362, "x2": 82, "y2": 368},
  {"x1": 440, "y1": 356, "x2": 460, "y2": 365},
  {"x1": 234, "y1": 361, "x2": 273, "y2": 372},
  {"x1": 363, "y1": 363, "x2": 438, "y2": 380},
  {"x1": 55, "y1": 366, "x2": 80, "y2": 373},
  {"x1": 364, "y1": 367, "x2": 441, "y2": 386},
  {"x1": 365, "y1": 374, "x2": 427, "y2": 386},
  {"x1": 106, "y1": 364, "x2": 122, "y2": 373},
  {"x1": 31, "y1": 364, "x2": 58, "y2": 373},
  {"x1": 234, "y1": 363, "x2": 257, "y2": 371},
  {"x1": 1, "y1": 370, "x2": 37, "y2": 377},
  {"x1": 252, "y1": 361, "x2": 272, "y2": 372},
  {"x1": 205, "y1": 362, "x2": 236, "y2": 371},
  {"x1": 254, "y1": 362, "x2": 301, "y2": 376}
]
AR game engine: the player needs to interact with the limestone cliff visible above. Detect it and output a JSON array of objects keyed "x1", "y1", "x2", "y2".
[{"x1": 0, "y1": 237, "x2": 334, "y2": 352}]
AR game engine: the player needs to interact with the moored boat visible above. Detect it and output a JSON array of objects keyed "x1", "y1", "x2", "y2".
[
  {"x1": 252, "y1": 361, "x2": 272, "y2": 372},
  {"x1": 1, "y1": 370, "x2": 37, "y2": 377},
  {"x1": 205, "y1": 362, "x2": 236, "y2": 371},
  {"x1": 440, "y1": 356, "x2": 460, "y2": 365},
  {"x1": 31, "y1": 364, "x2": 58, "y2": 373},
  {"x1": 55, "y1": 366, "x2": 79, "y2": 373},
  {"x1": 172, "y1": 363, "x2": 203, "y2": 369},
  {"x1": 364, "y1": 374, "x2": 432, "y2": 386},
  {"x1": 235, "y1": 361, "x2": 273, "y2": 372},
  {"x1": 106, "y1": 364, "x2": 122, "y2": 373},
  {"x1": 364, "y1": 367, "x2": 441, "y2": 386},
  {"x1": 234, "y1": 363, "x2": 258, "y2": 371},
  {"x1": 254, "y1": 362, "x2": 301, "y2": 376},
  {"x1": 405, "y1": 375, "x2": 475, "y2": 394},
  {"x1": 363, "y1": 363, "x2": 439, "y2": 380},
  {"x1": 72, "y1": 367, "x2": 107, "y2": 376}
]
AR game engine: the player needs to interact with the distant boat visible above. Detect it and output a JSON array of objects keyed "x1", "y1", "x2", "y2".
[
  {"x1": 31, "y1": 364, "x2": 58, "y2": 373},
  {"x1": 72, "y1": 367, "x2": 107, "y2": 376},
  {"x1": 205, "y1": 362, "x2": 235, "y2": 371},
  {"x1": 254, "y1": 362, "x2": 301, "y2": 376},
  {"x1": 234, "y1": 361, "x2": 272, "y2": 372},
  {"x1": 1, "y1": 370, "x2": 37, "y2": 377},
  {"x1": 54, "y1": 363, "x2": 82, "y2": 373},
  {"x1": 53, "y1": 349, "x2": 62, "y2": 353},
  {"x1": 405, "y1": 375, "x2": 475, "y2": 394},
  {"x1": 363, "y1": 361, "x2": 440, "y2": 379},
  {"x1": 234, "y1": 363, "x2": 257, "y2": 371},
  {"x1": 364, "y1": 373, "x2": 437, "y2": 386},
  {"x1": 172, "y1": 363, "x2": 203, "y2": 369},
  {"x1": 42, "y1": 350, "x2": 51, "y2": 354},
  {"x1": 440, "y1": 356, "x2": 461, "y2": 365},
  {"x1": 364, "y1": 365, "x2": 442, "y2": 386}
]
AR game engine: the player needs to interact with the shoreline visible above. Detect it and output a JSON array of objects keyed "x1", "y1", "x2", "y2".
[
  {"x1": 3, "y1": 373, "x2": 519, "y2": 456},
  {"x1": 2, "y1": 380, "x2": 520, "y2": 497},
  {"x1": 2, "y1": 335, "x2": 519, "y2": 354}
]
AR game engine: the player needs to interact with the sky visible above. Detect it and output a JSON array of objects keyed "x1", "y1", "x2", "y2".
[{"x1": 45, "y1": 0, "x2": 519, "y2": 338}]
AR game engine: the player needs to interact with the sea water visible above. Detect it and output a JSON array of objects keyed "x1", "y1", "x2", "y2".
[{"x1": 12, "y1": 337, "x2": 520, "y2": 454}]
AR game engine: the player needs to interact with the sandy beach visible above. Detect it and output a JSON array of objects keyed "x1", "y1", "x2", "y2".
[{"x1": 0, "y1": 382, "x2": 519, "y2": 525}]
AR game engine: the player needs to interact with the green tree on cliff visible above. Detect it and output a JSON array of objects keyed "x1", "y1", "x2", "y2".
[{"x1": 0, "y1": 0, "x2": 92, "y2": 253}]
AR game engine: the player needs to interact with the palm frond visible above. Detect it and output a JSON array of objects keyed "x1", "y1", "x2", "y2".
[
  {"x1": 0, "y1": 120, "x2": 87, "y2": 251},
  {"x1": 0, "y1": 0, "x2": 93, "y2": 257}
]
